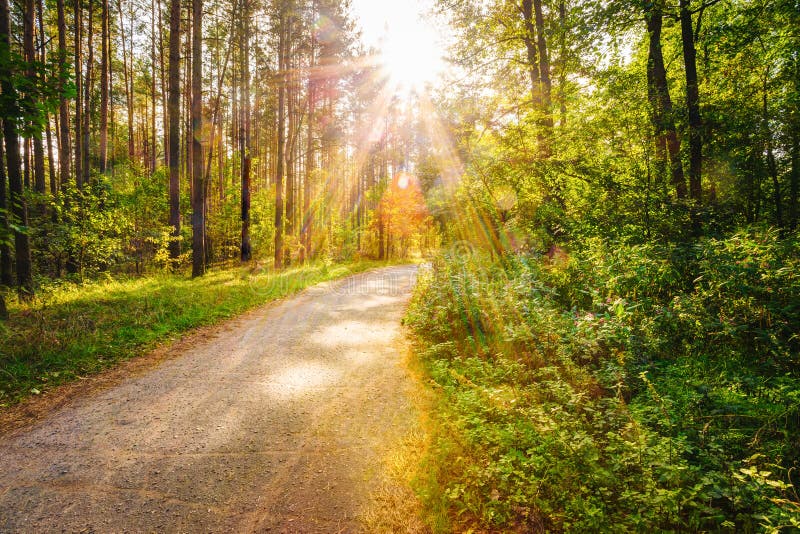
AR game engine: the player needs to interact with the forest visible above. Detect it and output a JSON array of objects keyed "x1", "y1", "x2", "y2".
[
  {"x1": 0, "y1": 0, "x2": 435, "y2": 309},
  {"x1": 0, "y1": 0, "x2": 798, "y2": 530}
]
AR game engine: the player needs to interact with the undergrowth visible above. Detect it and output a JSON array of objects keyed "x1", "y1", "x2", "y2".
[
  {"x1": 406, "y1": 227, "x2": 800, "y2": 532},
  {"x1": 0, "y1": 260, "x2": 387, "y2": 407}
]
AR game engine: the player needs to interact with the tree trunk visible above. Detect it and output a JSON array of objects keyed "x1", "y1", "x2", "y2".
[
  {"x1": 0, "y1": 0, "x2": 34, "y2": 299},
  {"x1": 38, "y1": 0, "x2": 57, "y2": 194},
  {"x1": 57, "y1": 0, "x2": 72, "y2": 189},
  {"x1": 763, "y1": 71, "x2": 782, "y2": 227},
  {"x1": 521, "y1": 0, "x2": 540, "y2": 108},
  {"x1": 645, "y1": 1, "x2": 686, "y2": 200},
  {"x1": 533, "y1": 0, "x2": 552, "y2": 127},
  {"x1": 302, "y1": 29, "x2": 315, "y2": 263},
  {"x1": 790, "y1": 129, "x2": 799, "y2": 231},
  {"x1": 191, "y1": 0, "x2": 205, "y2": 277},
  {"x1": 240, "y1": 0, "x2": 252, "y2": 262},
  {"x1": 150, "y1": 0, "x2": 157, "y2": 174},
  {"x1": 24, "y1": 0, "x2": 46, "y2": 195},
  {"x1": 788, "y1": 58, "x2": 799, "y2": 230},
  {"x1": 274, "y1": 10, "x2": 286, "y2": 269},
  {"x1": 118, "y1": 0, "x2": 134, "y2": 161},
  {"x1": 99, "y1": 0, "x2": 109, "y2": 173},
  {"x1": 83, "y1": 0, "x2": 93, "y2": 186},
  {"x1": 74, "y1": 0, "x2": 84, "y2": 189},
  {"x1": 0, "y1": 131, "x2": 12, "y2": 287},
  {"x1": 680, "y1": 0, "x2": 702, "y2": 202},
  {"x1": 158, "y1": 0, "x2": 167, "y2": 169},
  {"x1": 167, "y1": 0, "x2": 181, "y2": 261}
]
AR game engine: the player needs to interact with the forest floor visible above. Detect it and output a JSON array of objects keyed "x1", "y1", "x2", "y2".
[{"x1": 0, "y1": 264, "x2": 426, "y2": 533}]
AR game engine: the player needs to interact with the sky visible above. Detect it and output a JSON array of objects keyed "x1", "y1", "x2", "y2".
[
  {"x1": 349, "y1": 0, "x2": 448, "y2": 89},
  {"x1": 350, "y1": 0, "x2": 439, "y2": 49}
]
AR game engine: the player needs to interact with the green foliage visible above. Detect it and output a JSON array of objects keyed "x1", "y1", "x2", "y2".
[{"x1": 407, "y1": 229, "x2": 800, "y2": 532}]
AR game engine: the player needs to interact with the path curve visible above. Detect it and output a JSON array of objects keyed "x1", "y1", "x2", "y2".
[{"x1": 0, "y1": 264, "x2": 419, "y2": 533}]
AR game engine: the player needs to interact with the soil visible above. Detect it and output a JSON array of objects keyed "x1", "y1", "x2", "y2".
[{"x1": 0, "y1": 264, "x2": 421, "y2": 533}]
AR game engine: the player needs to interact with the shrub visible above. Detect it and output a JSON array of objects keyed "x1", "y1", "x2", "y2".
[{"x1": 407, "y1": 228, "x2": 800, "y2": 532}]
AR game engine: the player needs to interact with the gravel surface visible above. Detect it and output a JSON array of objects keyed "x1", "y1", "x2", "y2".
[{"x1": 0, "y1": 264, "x2": 420, "y2": 533}]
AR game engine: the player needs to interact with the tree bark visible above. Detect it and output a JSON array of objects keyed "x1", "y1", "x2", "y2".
[
  {"x1": 533, "y1": 0, "x2": 552, "y2": 126},
  {"x1": 0, "y1": 0, "x2": 34, "y2": 299},
  {"x1": 521, "y1": 0, "x2": 541, "y2": 109},
  {"x1": 167, "y1": 0, "x2": 181, "y2": 260},
  {"x1": 24, "y1": 0, "x2": 46, "y2": 195},
  {"x1": 302, "y1": 6, "x2": 316, "y2": 263},
  {"x1": 285, "y1": 14, "x2": 295, "y2": 267},
  {"x1": 274, "y1": 10, "x2": 286, "y2": 269},
  {"x1": 763, "y1": 71, "x2": 782, "y2": 227},
  {"x1": 150, "y1": 0, "x2": 157, "y2": 174},
  {"x1": 680, "y1": 0, "x2": 702, "y2": 202},
  {"x1": 37, "y1": 0, "x2": 57, "y2": 193},
  {"x1": 99, "y1": 0, "x2": 109, "y2": 173},
  {"x1": 240, "y1": 0, "x2": 251, "y2": 262},
  {"x1": 191, "y1": 0, "x2": 205, "y2": 277},
  {"x1": 0, "y1": 129, "x2": 12, "y2": 287},
  {"x1": 83, "y1": 0, "x2": 93, "y2": 186},
  {"x1": 57, "y1": 0, "x2": 72, "y2": 189},
  {"x1": 118, "y1": 0, "x2": 134, "y2": 161},
  {"x1": 74, "y1": 0, "x2": 84, "y2": 189},
  {"x1": 645, "y1": 0, "x2": 686, "y2": 199}
]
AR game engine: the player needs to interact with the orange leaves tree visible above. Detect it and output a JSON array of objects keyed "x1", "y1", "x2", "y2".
[{"x1": 375, "y1": 173, "x2": 432, "y2": 258}]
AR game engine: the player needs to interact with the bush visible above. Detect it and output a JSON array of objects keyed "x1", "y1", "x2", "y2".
[{"x1": 407, "y1": 228, "x2": 800, "y2": 532}]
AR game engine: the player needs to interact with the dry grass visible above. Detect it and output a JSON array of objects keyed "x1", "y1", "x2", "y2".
[{"x1": 360, "y1": 343, "x2": 445, "y2": 533}]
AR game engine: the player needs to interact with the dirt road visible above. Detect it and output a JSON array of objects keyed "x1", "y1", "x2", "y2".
[{"x1": 0, "y1": 265, "x2": 420, "y2": 533}]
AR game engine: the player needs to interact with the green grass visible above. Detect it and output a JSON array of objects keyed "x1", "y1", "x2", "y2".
[{"x1": 0, "y1": 260, "x2": 390, "y2": 408}]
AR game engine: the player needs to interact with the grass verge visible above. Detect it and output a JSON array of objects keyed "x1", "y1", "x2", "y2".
[
  {"x1": 0, "y1": 260, "x2": 390, "y2": 409},
  {"x1": 360, "y1": 346, "x2": 441, "y2": 534}
]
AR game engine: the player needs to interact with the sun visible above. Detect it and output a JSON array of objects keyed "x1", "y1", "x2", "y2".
[{"x1": 380, "y1": 28, "x2": 445, "y2": 92}]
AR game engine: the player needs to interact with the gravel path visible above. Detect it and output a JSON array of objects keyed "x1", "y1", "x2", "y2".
[{"x1": 0, "y1": 264, "x2": 420, "y2": 533}]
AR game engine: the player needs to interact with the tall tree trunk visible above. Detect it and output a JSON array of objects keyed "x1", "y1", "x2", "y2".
[
  {"x1": 763, "y1": 70, "x2": 782, "y2": 228},
  {"x1": 790, "y1": 129, "x2": 799, "y2": 231},
  {"x1": 74, "y1": 0, "x2": 84, "y2": 189},
  {"x1": 118, "y1": 0, "x2": 134, "y2": 161},
  {"x1": 285, "y1": 15, "x2": 295, "y2": 267},
  {"x1": 158, "y1": 0, "x2": 167, "y2": 168},
  {"x1": 24, "y1": 0, "x2": 46, "y2": 194},
  {"x1": 83, "y1": 0, "x2": 93, "y2": 186},
  {"x1": 167, "y1": 0, "x2": 181, "y2": 260},
  {"x1": 0, "y1": 0, "x2": 34, "y2": 299},
  {"x1": 533, "y1": 0, "x2": 552, "y2": 127},
  {"x1": 99, "y1": 0, "x2": 109, "y2": 173},
  {"x1": 558, "y1": 0, "x2": 568, "y2": 126},
  {"x1": 184, "y1": 2, "x2": 192, "y2": 194},
  {"x1": 680, "y1": 0, "x2": 702, "y2": 202},
  {"x1": 38, "y1": 0, "x2": 57, "y2": 193},
  {"x1": 240, "y1": 0, "x2": 251, "y2": 262},
  {"x1": 57, "y1": 0, "x2": 72, "y2": 188},
  {"x1": 302, "y1": 26, "x2": 315, "y2": 263},
  {"x1": 150, "y1": 0, "x2": 157, "y2": 174},
  {"x1": 73, "y1": 0, "x2": 83, "y2": 189},
  {"x1": 191, "y1": 0, "x2": 205, "y2": 277},
  {"x1": 0, "y1": 131, "x2": 12, "y2": 287},
  {"x1": 274, "y1": 10, "x2": 286, "y2": 269},
  {"x1": 521, "y1": 0, "x2": 540, "y2": 109},
  {"x1": 645, "y1": 1, "x2": 686, "y2": 199}
]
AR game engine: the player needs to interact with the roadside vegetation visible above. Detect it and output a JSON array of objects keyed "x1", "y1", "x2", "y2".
[
  {"x1": 406, "y1": 229, "x2": 799, "y2": 532},
  {"x1": 0, "y1": 260, "x2": 387, "y2": 408}
]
